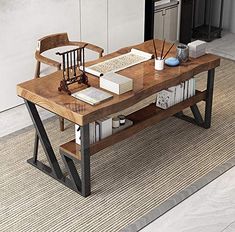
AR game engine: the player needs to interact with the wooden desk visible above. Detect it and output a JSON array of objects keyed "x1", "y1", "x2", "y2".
[{"x1": 17, "y1": 40, "x2": 220, "y2": 197}]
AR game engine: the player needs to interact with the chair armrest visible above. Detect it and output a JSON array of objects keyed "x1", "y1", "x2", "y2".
[
  {"x1": 35, "y1": 51, "x2": 61, "y2": 69},
  {"x1": 68, "y1": 41, "x2": 104, "y2": 58}
]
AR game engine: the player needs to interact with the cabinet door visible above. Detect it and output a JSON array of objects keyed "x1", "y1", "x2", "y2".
[
  {"x1": 108, "y1": 0, "x2": 145, "y2": 53},
  {"x1": 154, "y1": 10, "x2": 164, "y2": 40},
  {"x1": 81, "y1": 0, "x2": 108, "y2": 58},
  {"x1": 164, "y1": 6, "x2": 178, "y2": 42}
]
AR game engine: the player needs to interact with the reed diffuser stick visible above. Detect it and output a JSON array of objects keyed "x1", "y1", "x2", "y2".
[
  {"x1": 152, "y1": 39, "x2": 158, "y2": 59},
  {"x1": 160, "y1": 39, "x2": 165, "y2": 59},
  {"x1": 163, "y1": 43, "x2": 175, "y2": 59}
]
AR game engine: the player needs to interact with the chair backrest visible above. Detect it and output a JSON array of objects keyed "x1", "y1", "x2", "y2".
[{"x1": 37, "y1": 33, "x2": 70, "y2": 53}]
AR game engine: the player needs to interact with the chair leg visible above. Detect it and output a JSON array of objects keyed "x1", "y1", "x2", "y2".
[
  {"x1": 59, "y1": 117, "x2": 65, "y2": 131},
  {"x1": 34, "y1": 61, "x2": 41, "y2": 78}
]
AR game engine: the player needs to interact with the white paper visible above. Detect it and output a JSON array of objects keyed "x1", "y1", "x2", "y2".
[{"x1": 84, "y1": 49, "x2": 153, "y2": 77}]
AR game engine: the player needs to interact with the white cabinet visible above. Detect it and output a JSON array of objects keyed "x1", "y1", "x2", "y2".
[
  {"x1": 154, "y1": 4, "x2": 179, "y2": 42},
  {"x1": 80, "y1": 0, "x2": 145, "y2": 54},
  {"x1": 154, "y1": 11, "x2": 164, "y2": 40},
  {"x1": 108, "y1": 0, "x2": 145, "y2": 52},
  {"x1": 164, "y1": 6, "x2": 178, "y2": 42},
  {"x1": 80, "y1": 0, "x2": 108, "y2": 58}
]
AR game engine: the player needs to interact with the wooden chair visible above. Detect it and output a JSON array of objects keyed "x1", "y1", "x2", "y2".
[{"x1": 34, "y1": 32, "x2": 104, "y2": 131}]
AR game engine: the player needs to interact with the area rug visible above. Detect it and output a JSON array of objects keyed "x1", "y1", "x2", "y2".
[{"x1": 0, "y1": 59, "x2": 234, "y2": 232}]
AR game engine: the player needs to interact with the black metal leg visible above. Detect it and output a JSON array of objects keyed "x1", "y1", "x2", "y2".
[
  {"x1": 175, "y1": 69, "x2": 215, "y2": 128},
  {"x1": 25, "y1": 100, "x2": 91, "y2": 196},
  {"x1": 80, "y1": 124, "x2": 91, "y2": 197},
  {"x1": 190, "y1": 104, "x2": 204, "y2": 125},
  {"x1": 25, "y1": 100, "x2": 63, "y2": 179},
  {"x1": 61, "y1": 154, "x2": 81, "y2": 192},
  {"x1": 204, "y1": 68, "x2": 215, "y2": 129},
  {"x1": 33, "y1": 132, "x2": 39, "y2": 163},
  {"x1": 174, "y1": 111, "x2": 199, "y2": 126}
]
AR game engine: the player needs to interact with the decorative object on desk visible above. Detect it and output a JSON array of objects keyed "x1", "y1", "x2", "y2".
[
  {"x1": 112, "y1": 117, "x2": 120, "y2": 128},
  {"x1": 188, "y1": 40, "x2": 207, "y2": 58},
  {"x1": 154, "y1": 40, "x2": 175, "y2": 70},
  {"x1": 56, "y1": 46, "x2": 89, "y2": 95},
  {"x1": 165, "y1": 57, "x2": 180, "y2": 67},
  {"x1": 100, "y1": 72, "x2": 133, "y2": 95},
  {"x1": 176, "y1": 44, "x2": 189, "y2": 63},
  {"x1": 83, "y1": 49, "x2": 153, "y2": 77},
  {"x1": 155, "y1": 57, "x2": 165, "y2": 71},
  {"x1": 71, "y1": 87, "x2": 113, "y2": 105},
  {"x1": 118, "y1": 115, "x2": 126, "y2": 126}
]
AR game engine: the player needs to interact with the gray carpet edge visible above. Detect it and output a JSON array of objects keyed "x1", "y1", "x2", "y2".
[{"x1": 121, "y1": 156, "x2": 235, "y2": 232}]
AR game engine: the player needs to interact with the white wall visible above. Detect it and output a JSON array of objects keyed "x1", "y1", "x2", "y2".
[
  {"x1": 0, "y1": 0, "x2": 80, "y2": 112},
  {"x1": 81, "y1": 0, "x2": 144, "y2": 54},
  {"x1": 107, "y1": 0, "x2": 145, "y2": 53}
]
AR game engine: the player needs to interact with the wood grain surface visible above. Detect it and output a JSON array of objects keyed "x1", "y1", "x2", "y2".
[
  {"x1": 60, "y1": 90, "x2": 207, "y2": 160},
  {"x1": 17, "y1": 39, "x2": 220, "y2": 125}
]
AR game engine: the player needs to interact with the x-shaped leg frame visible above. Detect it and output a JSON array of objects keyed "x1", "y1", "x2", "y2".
[
  {"x1": 174, "y1": 68, "x2": 215, "y2": 129},
  {"x1": 25, "y1": 100, "x2": 91, "y2": 197}
]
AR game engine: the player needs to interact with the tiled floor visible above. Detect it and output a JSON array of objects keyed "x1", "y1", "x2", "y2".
[
  {"x1": 206, "y1": 32, "x2": 235, "y2": 60},
  {"x1": 141, "y1": 166, "x2": 235, "y2": 232},
  {"x1": 0, "y1": 104, "x2": 53, "y2": 137}
]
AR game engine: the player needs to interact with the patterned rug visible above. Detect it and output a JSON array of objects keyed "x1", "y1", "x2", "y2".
[{"x1": 0, "y1": 59, "x2": 234, "y2": 232}]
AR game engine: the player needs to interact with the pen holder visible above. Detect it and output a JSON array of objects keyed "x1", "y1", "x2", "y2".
[
  {"x1": 155, "y1": 58, "x2": 165, "y2": 71},
  {"x1": 176, "y1": 44, "x2": 189, "y2": 63}
]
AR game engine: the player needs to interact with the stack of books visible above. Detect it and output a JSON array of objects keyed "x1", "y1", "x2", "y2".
[
  {"x1": 75, "y1": 117, "x2": 112, "y2": 145},
  {"x1": 75, "y1": 117, "x2": 134, "y2": 145},
  {"x1": 156, "y1": 78, "x2": 196, "y2": 109}
]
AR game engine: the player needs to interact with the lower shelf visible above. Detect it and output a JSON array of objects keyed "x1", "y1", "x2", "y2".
[{"x1": 60, "y1": 90, "x2": 206, "y2": 160}]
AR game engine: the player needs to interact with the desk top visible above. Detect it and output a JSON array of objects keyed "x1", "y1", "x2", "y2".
[{"x1": 17, "y1": 40, "x2": 220, "y2": 125}]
